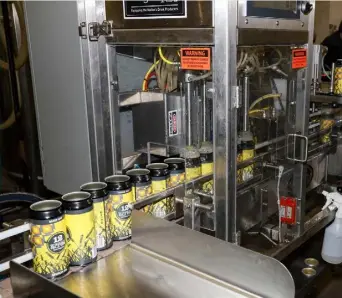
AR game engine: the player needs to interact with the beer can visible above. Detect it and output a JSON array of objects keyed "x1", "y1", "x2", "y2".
[
  {"x1": 241, "y1": 140, "x2": 255, "y2": 182},
  {"x1": 105, "y1": 175, "x2": 134, "y2": 241},
  {"x1": 199, "y1": 142, "x2": 213, "y2": 175},
  {"x1": 182, "y1": 146, "x2": 202, "y2": 182},
  {"x1": 126, "y1": 169, "x2": 152, "y2": 201},
  {"x1": 164, "y1": 158, "x2": 185, "y2": 187},
  {"x1": 237, "y1": 144, "x2": 243, "y2": 184},
  {"x1": 146, "y1": 163, "x2": 173, "y2": 218},
  {"x1": 334, "y1": 59, "x2": 342, "y2": 96},
  {"x1": 30, "y1": 200, "x2": 69, "y2": 278},
  {"x1": 61, "y1": 192, "x2": 97, "y2": 266},
  {"x1": 80, "y1": 182, "x2": 113, "y2": 251}
]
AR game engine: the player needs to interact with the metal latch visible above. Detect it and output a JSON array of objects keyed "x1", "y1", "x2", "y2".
[
  {"x1": 286, "y1": 134, "x2": 308, "y2": 163},
  {"x1": 79, "y1": 21, "x2": 113, "y2": 41}
]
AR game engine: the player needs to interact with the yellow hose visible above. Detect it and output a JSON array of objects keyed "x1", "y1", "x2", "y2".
[
  {"x1": 142, "y1": 60, "x2": 160, "y2": 91},
  {"x1": 249, "y1": 94, "x2": 281, "y2": 111},
  {"x1": 158, "y1": 47, "x2": 179, "y2": 65}
]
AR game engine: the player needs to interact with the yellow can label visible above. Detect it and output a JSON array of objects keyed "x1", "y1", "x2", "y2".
[
  {"x1": 109, "y1": 189, "x2": 134, "y2": 240},
  {"x1": 242, "y1": 149, "x2": 255, "y2": 182},
  {"x1": 31, "y1": 215, "x2": 69, "y2": 278},
  {"x1": 168, "y1": 171, "x2": 185, "y2": 187},
  {"x1": 334, "y1": 67, "x2": 342, "y2": 95},
  {"x1": 202, "y1": 179, "x2": 213, "y2": 194},
  {"x1": 65, "y1": 207, "x2": 97, "y2": 266},
  {"x1": 143, "y1": 179, "x2": 174, "y2": 218},
  {"x1": 320, "y1": 119, "x2": 335, "y2": 144},
  {"x1": 132, "y1": 182, "x2": 152, "y2": 201},
  {"x1": 93, "y1": 198, "x2": 112, "y2": 250},
  {"x1": 186, "y1": 166, "x2": 201, "y2": 181},
  {"x1": 237, "y1": 151, "x2": 243, "y2": 184},
  {"x1": 201, "y1": 162, "x2": 213, "y2": 175}
]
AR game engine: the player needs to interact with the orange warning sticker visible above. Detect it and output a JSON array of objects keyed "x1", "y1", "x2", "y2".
[
  {"x1": 180, "y1": 48, "x2": 211, "y2": 71},
  {"x1": 292, "y1": 49, "x2": 307, "y2": 69}
]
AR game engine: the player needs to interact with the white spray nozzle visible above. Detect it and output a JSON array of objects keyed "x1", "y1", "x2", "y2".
[{"x1": 321, "y1": 191, "x2": 342, "y2": 215}]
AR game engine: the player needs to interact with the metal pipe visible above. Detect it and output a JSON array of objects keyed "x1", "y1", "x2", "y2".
[
  {"x1": 194, "y1": 190, "x2": 213, "y2": 199},
  {"x1": 243, "y1": 76, "x2": 250, "y2": 132},
  {"x1": 255, "y1": 135, "x2": 286, "y2": 150},
  {"x1": 133, "y1": 174, "x2": 213, "y2": 209},
  {"x1": 185, "y1": 71, "x2": 193, "y2": 146},
  {"x1": 194, "y1": 202, "x2": 213, "y2": 211},
  {"x1": 330, "y1": 63, "x2": 335, "y2": 94},
  {"x1": 202, "y1": 80, "x2": 207, "y2": 141}
]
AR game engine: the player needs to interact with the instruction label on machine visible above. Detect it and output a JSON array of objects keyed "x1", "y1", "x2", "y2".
[
  {"x1": 168, "y1": 110, "x2": 178, "y2": 136},
  {"x1": 123, "y1": 1, "x2": 187, "y2": 19},
  {"x1": 180, "y1": 48, "x2": 211, "y2": 71},
  {"x1": 292, "y1": 48, "x2": 307, "y2": 69}
]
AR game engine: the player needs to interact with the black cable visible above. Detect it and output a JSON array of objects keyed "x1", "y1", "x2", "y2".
[{"x1": 1, "y1": 2, "x2": 20, "y2": 117}]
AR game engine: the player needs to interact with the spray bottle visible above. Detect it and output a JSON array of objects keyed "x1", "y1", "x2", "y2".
[{"x1": 321, "y1": 189, "x2": 342, "y2": 264}]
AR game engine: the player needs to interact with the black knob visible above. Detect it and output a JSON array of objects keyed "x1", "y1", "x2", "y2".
[
  {"x1": 337, "y1": 186, "x2": 342, "y2": 194},
  {"x1": 301, "y1": 2, "x2": 313, "y2": 15}
]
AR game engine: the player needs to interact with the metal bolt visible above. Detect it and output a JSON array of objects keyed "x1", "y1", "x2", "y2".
[
  {"x1": 111, "y1": 79, "x2": 119, "y2": 89},
  {"x1": 276, "y1": 21, "x2": 279, "y2": 26},
  {"x1": 301, "y1": 22, "x2": 304, "y2": 27},
  {"x1": 245, "y1": 19, "x2": 248, "y2": 24}
]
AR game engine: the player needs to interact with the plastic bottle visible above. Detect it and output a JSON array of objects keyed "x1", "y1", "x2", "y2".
[{"x1": 321, "y1": 188, "x2": 342, "y2": 264}]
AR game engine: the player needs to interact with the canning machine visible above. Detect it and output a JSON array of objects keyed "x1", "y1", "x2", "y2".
[{"x1": 2, "y1": 0, "x2": 341, "y2": 297}]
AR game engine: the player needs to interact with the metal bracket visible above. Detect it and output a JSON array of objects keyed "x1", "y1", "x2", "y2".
[
  {"x1": 78, "y1": 22, "x2": 87, "y2": 39},
  {"x1": 232, "y1": 86, "x2": 240, "y2": 108},
  {"x1": 286, "y1": 134, "x2": 308, "y2": 163},
  {"x1": 88, "y1": 20, "x2": 113, "y2": 41}
]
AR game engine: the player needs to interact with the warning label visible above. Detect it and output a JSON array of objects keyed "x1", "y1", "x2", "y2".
[
  {"x1": 292, "y1": 48, "x2": 307, "y2": 69},
  {"x1": 180, "y1": 48, "x2": 211, "y2": 71},
  {"x1": 168, "y1": 110, "x2": 178, "y2": 136}
]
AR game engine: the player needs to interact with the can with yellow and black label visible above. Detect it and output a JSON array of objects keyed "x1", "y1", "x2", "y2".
[
  {"x1": 334, "y1": 59, "x2": 342, "y2": 96},
  {"x1": 164, "y1": 158, "x2": 185, "y2": 187},
  {"x1": 62, "y1": 192, "x2": 97, "y2": 266},
  {"x1": 105, "y1": 175, "x2": 134, "y2": 241},
  {"x1": 182, "y1": 146, "x2": 202, "y2": 182},
  {"x1": 126, "y1": 169, "x2": 152, "y2": 201},
  {"x1": 146, "y1": 163, "x2": 173, "y2": 218},
  {"x1": 199, "y1": 142, "x2": 213, "y2": 176},
  {"x1": 30, "y1": 200, "x2": 69, "y2": 278},
  {"x1": 80, "y1": 182, "x2": 113, "y2": 251}
]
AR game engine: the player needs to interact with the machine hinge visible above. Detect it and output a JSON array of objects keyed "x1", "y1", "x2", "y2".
[
  {"x1": 232, "y1": 86, "x2": 240, "y2": 108},
  {"x1": 78, "y1": 20, "x2": 113, "y2": 41}
]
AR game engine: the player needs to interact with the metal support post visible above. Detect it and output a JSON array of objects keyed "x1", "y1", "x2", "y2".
[
  {"x1": 213, "y1": 0, "x2": 238, "y2": 242},
  {"x1": 292, "y1": 6, "x2": 315, "y2": 238},
  {"x1": 183, "y1": 194, "x2": 201, "y2": 231},
  {"x1": 202, "y1": 80, "x2": 207, "y2": 142},
  {"x1": 242, "y1": 76, "x2": 250, "y2": 132},
  {"x1": 185, "y1": 71, "x2": 193, "y2": 146}
]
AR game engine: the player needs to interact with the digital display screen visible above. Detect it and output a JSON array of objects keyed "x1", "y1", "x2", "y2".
[{"x1": 252, "y1": 1, "x2": 297, "y2": 12}]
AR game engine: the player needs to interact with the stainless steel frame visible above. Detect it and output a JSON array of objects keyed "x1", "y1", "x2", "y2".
[{"x1": 26, "y1": 0, "x2": 323, "y2": 261}]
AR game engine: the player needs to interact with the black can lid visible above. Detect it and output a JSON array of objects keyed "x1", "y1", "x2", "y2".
[
  {"x1": 240, "y1": 140, "x2": 254, "y2": 150},
  {"x1": 146, "y1": 163, "x2": 169, "y2": 177},
  {"x1": 105, "y1": 175, "x2": 131, "y2": 191},
  {"x1": 30, "y1": 200, "x2": 63, "y2": 221},
  {"x1": 126, "y1": 168, "x2": 151, "y2": 183},
  {"x1": 164, "y1": 158, "x2": 185, "y2": 171},
  {"x1": 80, "y1": 182, "x2": 108, "y2": 199},
  {"x1": 61, "y1": 191, "x2": 92, "y2": 211}
]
